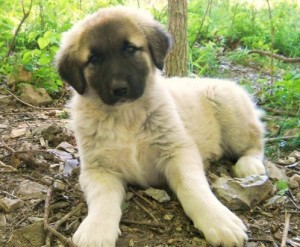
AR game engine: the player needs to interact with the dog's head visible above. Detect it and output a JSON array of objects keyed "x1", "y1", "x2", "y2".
[{"x1": 55, "y1": 6, "x2": 171, "y2": 105}]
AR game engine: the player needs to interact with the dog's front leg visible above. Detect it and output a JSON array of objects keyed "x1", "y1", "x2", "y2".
[
  {"x1": 73, "y1": 169, "x2": 125, "y2": 247},
  {"x1": 164, "y1": 148, "x2": 247, "y2": 247}
]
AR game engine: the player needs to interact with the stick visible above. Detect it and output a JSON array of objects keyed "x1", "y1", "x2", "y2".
[
  {"x1": 248, "y1": 50, "x2": 300, "y2": 63},
  {"x1": 129, "y1": 188, "x2": 156, "y2": 208},
  {"x1": 44, "y1": 225, "x2": 77, "y2": 247},
  {"x1": 264, "y1": 136, "x2": 298, "y2": 143},
  {"x1": 121, "y1": 219, "x2": 165, "y2": 228},
  {"x1": 263, "y1": 106, "x2": 299, "y2": 117},
  {"x1": 280, "y1": 213, "x2": 291, "y2": 247},
  {"x1": 132, "y1": 198, "x2": 158, "y2": 223},
  {"x1": 5, "y1": 90, "x2": 58, "y2": 110}
]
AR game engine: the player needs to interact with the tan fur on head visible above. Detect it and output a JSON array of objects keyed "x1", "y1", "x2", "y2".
[{"x1": 56, "y1": 6, "x2": 266, "y2": 247}]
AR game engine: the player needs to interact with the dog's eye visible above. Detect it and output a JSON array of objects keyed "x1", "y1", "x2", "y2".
[
  {"x1": 124, "y1": 45, "x2": 137, "y2": 57},
  {"x1": 88, "y1": 54, "x2": 102, "y2": 65}
]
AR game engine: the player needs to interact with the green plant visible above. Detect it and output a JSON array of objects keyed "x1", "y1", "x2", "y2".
[{"x1": 275, "y1": 180, "x2": 289, "y2": 195}]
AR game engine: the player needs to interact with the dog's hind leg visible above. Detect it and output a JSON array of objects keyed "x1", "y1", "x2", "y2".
[{"x1": 211, "y1": 82, "x2": 266, "y2": 178}]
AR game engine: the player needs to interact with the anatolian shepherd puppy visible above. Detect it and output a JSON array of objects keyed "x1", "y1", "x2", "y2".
[{"x1": 56, "y1": 6, "x2": 266, "y2": 247}]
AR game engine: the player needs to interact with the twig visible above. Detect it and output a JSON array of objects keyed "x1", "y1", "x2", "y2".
[
  {"x1": 121, "y1": 219, "x2": 165, "y2": 228},
  {"x1": 43, "y1": 186, "x2": 77, "y2": 247},
  {"x1": 132, "y1": 198, "x2": 158, "y2": 223},
  {"x1": 5, "y1": 90, "x2": 58, "y2": 110},
  {"x1": 0, "y1": 141, "x2": 16, "y2": 153},
  {"x1": 0, "y1": 160, "x2": 17, "y2": 171},
  {"x1": 6, "y1": 0, "x2": 33, "y2": 57},
  {"x1": 129, "y1": 188, "x2": 156, "y2": 208},
  {"x1": 263, "y1": 106, "x2": 299, "y2": 117},
  {"x1": 264, "y1": 136, "x2": 298, "y2": 143},
  {"x1": 44, "y1": 225, "x2": 77, "y2": 247},
  {"x1": 191, "y1": 0, "x2": 212, "y2": 47},
  {"x1": 54, "y1": 203, "x2": 84, "y2": 229},
  {"x1": 280, "y1": 213, "x2": 291, "y2": 247},
  {"x1": 266, "y1": 0, "x2": 275, "y2": 85},
  {"x1": 44, "y1": 186, "x2": 53, "y2": 229},
  {"x1": 248, "y1": 50, "x2": 300, "y2": 63}
]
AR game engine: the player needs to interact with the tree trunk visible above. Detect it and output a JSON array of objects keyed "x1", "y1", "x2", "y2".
[{"x1": 165, "y1": 0, "x2": 188, "y2": 77}]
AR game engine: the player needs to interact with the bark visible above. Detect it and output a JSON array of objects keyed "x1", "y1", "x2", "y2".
[{"x1": 165, "y1": 0, "x2": 188, "y2": 77}]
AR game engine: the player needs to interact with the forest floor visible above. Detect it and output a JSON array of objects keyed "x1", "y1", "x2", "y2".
[{"x1": 0, "y1": 60, "x2": 299, "y2": 247}]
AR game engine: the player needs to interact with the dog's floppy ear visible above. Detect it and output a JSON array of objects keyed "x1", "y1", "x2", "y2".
[
  {"x1": 144, "y1": 24, "x2": 172, "y2": 70},
  {"x1": 55, "y1": 48, "x2": 86, "y2": 95}
]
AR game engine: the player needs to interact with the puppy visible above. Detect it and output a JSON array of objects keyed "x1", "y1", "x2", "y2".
[{"x1": 55, "y1": 6, "x2": 266, "y2": 247}]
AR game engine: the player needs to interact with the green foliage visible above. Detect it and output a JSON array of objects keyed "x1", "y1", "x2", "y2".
[
  {"x1": 275, "y1": 180, "x2": 289, "y2": 196},
  {"x1": 261, "y1": 72, "x2": 300, "y2": 111}
]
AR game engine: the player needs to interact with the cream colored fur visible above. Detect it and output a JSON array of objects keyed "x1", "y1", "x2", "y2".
[{"x1": 57, "y1": 6, "x2": 266, "y2": 247}]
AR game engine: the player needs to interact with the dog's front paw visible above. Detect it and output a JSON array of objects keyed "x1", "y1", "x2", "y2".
[
  {"x1": 73, "y1": 216, "x2": 119, "y2": 247},
  {"x1": 194, "y1": 205, "x2": 248, "y2": 247},
  {"x1": 234, "y1": 156, "x2": 266, "y2": 178}
]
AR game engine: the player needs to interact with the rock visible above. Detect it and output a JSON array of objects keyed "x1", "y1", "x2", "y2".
[
  {"x1": 0, "y1": 197, "x2": 24, "y2": 212},
  {"x1": 264, "y1": 160, "x2": 288, "y2": 180},
  {"x1": 144, "y1": 188, "x2": 170, "y2": 203},
  {"x1": 289, "y1": 174, "x2": 300, "y2": 188},
  {"x1": 16, "y1": 180, "x2": 47, "y2": 200},
  {"x1": 0, "y1": 214, "x2": 6, "y2": 230},
  {"x1": 53, "y1": 180, "x2": 65, "y2": 191},
  {"x1": 48, "y1": 149, "x2": 73, "y2": 161},
  {"x1": 289, "y1": 150, "x2": 300, "y2": 160},
  {"x1": 63, "y1": 159, "x2": 80, "y2": 176},
  {"x1": 264, "y1": 195, "x2": 288, "y2": 209},
  {"x1": 7, "y1": 221, "x2": 46, "y2": 247},
  {"x1": 41, "y1": 123, "x2": 74, "y2": 147},
  {"x1": 57, "y1": 141, "x2": 76, "y2": 153},
  {"x1": 7, "y1": 66, "x2": 32, "y2": 86},
  {"x1": 163, "y1": 214, "x2": 174, "y2": 221},
  {"x1": 212, "y1": 175, "x2": 273, "y2": 210},
  {"x1": 10, "y1": 127, "x2": 27, "y2": 138},
  {"x1": 277, "y1": 156, "x2": 297, "y2": 165},
  {"x1": 19, "y1": 84, "x2": 52, "y2": 106}
]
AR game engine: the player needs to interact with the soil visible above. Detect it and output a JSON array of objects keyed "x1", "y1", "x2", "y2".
[{"x1": 0, "y1": 64, "x2": 299, "y2": 247}]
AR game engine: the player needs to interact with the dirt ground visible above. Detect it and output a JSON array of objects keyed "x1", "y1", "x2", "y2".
[{"x1": 0, "y1": 65, "x2": 299, "y2": 247}]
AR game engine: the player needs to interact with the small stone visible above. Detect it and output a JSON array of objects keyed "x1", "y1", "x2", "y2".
[
  {"x1": 125, "y1": 192, "x2": 134, "y2": 201},
  {"x1": 0, "y1": 197, "x2": 24, "y2": 212},
  {"x1": 144, "y1": 188, "x2": 170, "y2": 203},
  {"x1": 289, "y1": 174, "x2": 300, "y2": 188},
  {"x1": 289, "y1": 150, "x2": 300, "y2": 160},
  {"x1": 42, "y1": 175, "x2": 54, "y2": 185},
  {"x1": 163, "y1": 214, "x2": 174, "y2": 221},
  {"x1": 16, "y1": 180, "x2": 47, "y2": 200},
  {"x1": 57, "y1": 141, "x2": 76, "y2": 153},
  {"x1": 277, "y1": 157, "x2": 297, "y2": 165},
  {"x1": 175, "y1": 226, "x2": 182, "y2": 232},
  {"x1": 212, "y1": 175, "x2": 273, "y2": 210},
  {"x1": 53, "y1": 180, "x2": 65, "y2": 191},
  {"x1": 10, "y1": 128, "x2": 27, "y2": 138},
  {"x1": 264, "y1": 195, "x2": 288, "y2": 209},
  {"x1": 128, "y1": 239, "x2": 134, "y2": 247},
  {"x1": 264, "y1": 160, "x2": 288, "y2": 181}
]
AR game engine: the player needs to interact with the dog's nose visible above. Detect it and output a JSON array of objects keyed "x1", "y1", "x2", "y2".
[{"x1": 111, "y1": 80, "x2": 129, "y2": 97}]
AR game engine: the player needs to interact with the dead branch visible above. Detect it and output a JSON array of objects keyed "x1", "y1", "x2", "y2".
[
  {"x1": 192, "y1": 0, "x2": 212, "y2": 47},
  {"x1": 249, "y1": 50, "x2": 300, "y2": 63},
  {"x1": 132, "y1": 198, "x2": 158, "y2": 223},
  {"x1": 5, "y1": 90, "x2": 58, "y2": 110},
  {"x1": 263, "y1": 106, "x2": 299, "y2": 118},
  {"x1": 6, "y1": 0, "x2": 33, "y2": 57},
  {"x1": 0, "y1": 160, "x2": 17, "y2": 172},
  {"x1": 264, "y1": 136, "x2": 298, "y2": 143},
  {"x1": 129, "y1": 188, "x2": 156, "y2": 209},
  {"x1": 280, "y1": 213, "x2": 291, "y2": 247},
  {"x1": 43, "y1": 186, "x2": 77, "y2": 247}
]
